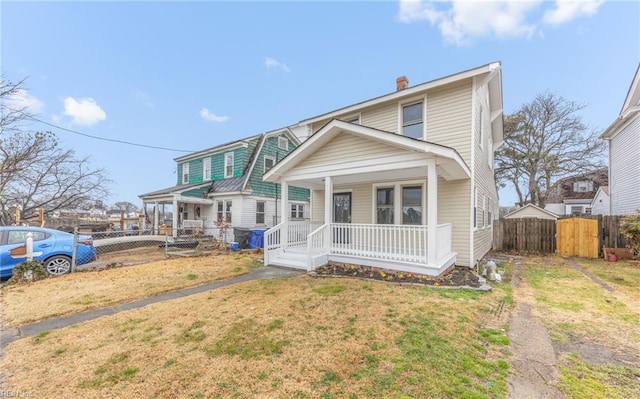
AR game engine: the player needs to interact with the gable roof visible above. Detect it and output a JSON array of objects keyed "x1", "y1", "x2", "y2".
[
  {"x1": 601, "y1": 63, "x2": 640, "y2": 139},
  {"x1": 263, "y1": 119, "x2": 471, "y2": 184},
  {"x1": 503, "y1": 203, "x2": 559, "y2": 220},
  {"x1": 296, "y1": 62, "x2": 502, "y2": 127},
  {"x1": 174, "y1": 134, "x2": 262, "y2": 163}
]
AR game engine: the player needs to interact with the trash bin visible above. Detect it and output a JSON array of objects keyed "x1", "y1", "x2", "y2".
[
  {"x1": 233, "y1": 227, "x2": 252, "y2": 249},
  {"x1": 248, "y1": 229, "x2": 267, "y2": 249}
]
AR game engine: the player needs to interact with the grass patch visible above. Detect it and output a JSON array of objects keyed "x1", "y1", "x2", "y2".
[
  {"x1": 205, "y1": 319, "x2": 289, "y2": 359},
  {"x1": 186, "y1": 273, "x2": 197, "y2": 280},
  {"x1": 479, "y1": 328, "x2": 510, "y2": 345},
  {"x1": 31, "y1": 331, "x2": 49, "y2": 344},
  {"x1": 313, "y1": 285, "x2": 345, "y2": 295},
  {"x1": 559, "y1": 354, "x2": 640, "y2": 399},
  {"x1": 175, "y1": 320, "x2": 207, "y2": 345},
  {"x1": 437, "y1": 289, "x2": 482, "y2": 300}
]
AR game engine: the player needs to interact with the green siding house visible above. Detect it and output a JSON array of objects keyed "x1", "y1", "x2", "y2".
[{"x1": 139, "y1": 129, "x2": 310, "y2": 239}]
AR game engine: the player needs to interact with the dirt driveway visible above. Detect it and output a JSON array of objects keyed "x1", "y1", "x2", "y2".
[{"x1": 503, "y1": 255, "x2": 640, "y2": 398}]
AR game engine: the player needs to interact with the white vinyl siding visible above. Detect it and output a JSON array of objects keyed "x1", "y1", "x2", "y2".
[
  {"x1": 291, "y1": 132, "x2": 411, "y2": 177},
  {"x1": 609, "y1": 116, "x2": 640, "y2": 215},
  {"x1": 427, "y1": 78, "x2": 473, "y2": 165}
]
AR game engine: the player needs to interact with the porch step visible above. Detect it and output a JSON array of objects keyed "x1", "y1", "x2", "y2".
[{"x1": 268, "y1": 251, "x2": 308, "y2": 270}]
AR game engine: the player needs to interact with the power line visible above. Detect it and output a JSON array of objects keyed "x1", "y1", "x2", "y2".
[{"x1": 4, "y1": 106, "x2": 197, "y2": 153}]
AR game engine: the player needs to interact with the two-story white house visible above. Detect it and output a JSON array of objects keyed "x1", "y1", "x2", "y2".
[
  {"x1": 600, "y1": 64, "x2": 640, "y2": 215},
  {"x1": 263, "y1": 63, "x2": 503, "y2": 276}
]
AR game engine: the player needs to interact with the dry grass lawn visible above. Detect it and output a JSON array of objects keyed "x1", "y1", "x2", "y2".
[
  {"x1": 0, "y1": 251, "x2": 262, "y2": 327},
  {"x1": 0, "y1": 274, "x2": 512, "y2": 398}
]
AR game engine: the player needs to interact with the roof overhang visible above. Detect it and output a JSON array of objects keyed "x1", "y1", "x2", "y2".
[
  {"x1": 174, "y1": 135, "x2": 260, "y2": 162},
  {"x1": 295, "y1": 62, "x2": 502, "y2": 127},
  {"x1": 601, "y1": 64, "x2": 640, "y2": 140},
  {"x1": 264, "y1": 120, "x2": 471, "y2": 188}
]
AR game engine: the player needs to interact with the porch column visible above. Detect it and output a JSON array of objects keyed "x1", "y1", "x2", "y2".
[
  {"x1": 324, "y1": 176, "x2": 333, "y2": 245},
  {"x1": 280, "y1": 180, "x2": 288, "y2": 248},
  {"x1": 154, "y1": 202, "x2": 159, "y2": 234},
  {"x1": 172, "y1": 196, "x2": 178, "y2": 238},
  {"x1": 427, "y1": 158, "x2": 438, "y2": 265}
]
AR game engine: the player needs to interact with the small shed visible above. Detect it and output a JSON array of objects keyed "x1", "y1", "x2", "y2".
[{"x1": 504, "y1": 204, "x2": 559, "y2": 220}]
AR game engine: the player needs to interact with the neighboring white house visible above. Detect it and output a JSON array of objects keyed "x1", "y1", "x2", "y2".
[
  {"x1": 504, "y1": 204, "x2": 558, "y2": 220},
  {"x1": 600, "y1": 64, "x2": 640, "y2": 215},
  {"x1": 590, "y1": 186, "x2": 610, "y2": 216},
  {"x1": 263, "y1": 63, "x2": 503, "y2": 276}
]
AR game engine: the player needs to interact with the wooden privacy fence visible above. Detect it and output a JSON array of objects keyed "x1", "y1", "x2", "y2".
[
  {"x1": 493, "y1": 218, "x2": 556, "y2": 253},
  {"x1": 493, "y1": 215, "x2": 629, "y2": 257}
]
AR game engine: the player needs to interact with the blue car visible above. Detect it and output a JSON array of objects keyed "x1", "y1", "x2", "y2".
[{"x1": 0, "y1": 226, "x2": 97, "y2": 279}]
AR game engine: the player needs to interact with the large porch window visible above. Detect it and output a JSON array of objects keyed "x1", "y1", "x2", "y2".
[
  {"x1": 402, "y1": 186, "x2": 422, "y2": 225},
  {"x1": 374, "y1": 181, "x2": 425, "y2": 225}
]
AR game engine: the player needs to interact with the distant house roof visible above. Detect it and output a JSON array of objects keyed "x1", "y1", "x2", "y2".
[{"x1": 503, "y1": 204, "x2": 558, "y2": 220}]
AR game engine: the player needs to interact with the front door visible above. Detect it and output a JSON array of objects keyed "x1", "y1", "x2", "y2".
[{"x1": 333, "y1": 193, "x2": 351, "y2": 243}]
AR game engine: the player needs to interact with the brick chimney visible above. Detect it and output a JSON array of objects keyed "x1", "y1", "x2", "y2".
[{"x1": 396, "y1": 76, "x2": 409, "y2": 91}]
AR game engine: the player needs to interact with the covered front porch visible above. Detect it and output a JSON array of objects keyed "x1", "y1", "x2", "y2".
[{"x1": 263, "y1": 120, "x2": 471, "y2": 276}]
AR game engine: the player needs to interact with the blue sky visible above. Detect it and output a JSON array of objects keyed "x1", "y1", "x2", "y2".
[{"x1": 2, "y1": 0, "x2": 638, "y2": 207}]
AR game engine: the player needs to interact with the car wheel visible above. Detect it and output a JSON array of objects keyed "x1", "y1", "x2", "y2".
[{"x1": 44, "y1": 255, "x2": 72, "y2": 276}]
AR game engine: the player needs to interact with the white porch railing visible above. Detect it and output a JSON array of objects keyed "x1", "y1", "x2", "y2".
[
  {"x1": 182, "y1": 219, "x2": 204, "y2": 229},
  {"x1": 265, "y1": 221, "x2": 453, "y2": 271},
  {"x1": 331, "y1": 223, "x2": 428, "y2": 264},
  {"x1": 307, "y1": 224, "x2": 329, "y2": 270}
]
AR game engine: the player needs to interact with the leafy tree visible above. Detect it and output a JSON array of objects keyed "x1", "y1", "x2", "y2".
[
  {"x1": 0, "y1": 77, "x2": 111, "y2": 225},
  {"x1": 495, "y1": 92, "x2": 605, "y2": 207}
]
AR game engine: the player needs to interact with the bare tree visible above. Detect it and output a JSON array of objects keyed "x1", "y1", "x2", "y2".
[
  {"x1": 0, "y1": 77, "x2": 111, "y2": 224},
  {"x1": 495, "y1": 92, "x2": 605, "y2": 208},
  {"x1": 113, "y1": 201, "x2": 139, "y2": 214}
]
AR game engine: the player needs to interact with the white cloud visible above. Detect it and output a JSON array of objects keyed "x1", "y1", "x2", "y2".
[
  {"x1": 200, "y1": 108, "x2": 229, "y2": 123},
  {"x1": 264, "y1": 57, "x2": 291, "y2": 73},
  {"x1": 543, "y1": 0, "x2": 603, "y2": 25},
  {"x1": 63, "y1": 97, "x2": 107, "y2": 126},
  {"x1": 6, "y1": 89, "x2": 44, "y2": 113},
  {"x1": 132, "y1": 90, "x2": 154, "y2": 108},
  {"x1": 396, "y1": 0, "x2": 602, "y2": 45}
]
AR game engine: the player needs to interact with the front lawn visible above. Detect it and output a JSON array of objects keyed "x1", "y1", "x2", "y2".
[
  {"x1": 1, "y1": 274, "x2": 511, "y2": 398},
  {"x1": 0, "y1": 251, "x2": 261, "y2": 327}
]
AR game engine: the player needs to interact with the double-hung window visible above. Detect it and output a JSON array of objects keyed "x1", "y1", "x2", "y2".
[
  {"x1": 182, "y1": 163, "x2": 189, "y2": 184},
  {"x1": 203, "y1": 158, "x2": 211, "y2": 181},
  {"x1": 264, "y1": 156, "x2": 275, "y2": 174},
  {"x1": 224, "y1": 153, "x2": 234, "y2": 178},
  {"x1": 402, "y1": 102, "x2": 423, "y2": 139},
  {"x1": 376, "y1": 188, "x2": 394, "y2": 224},
  {"x1": 217, "y1": 200, "x2": 232, "y2": 223},
  {"x1": 290, "y1": 204, "x2": 304, "y2": 219},
  {"x1": 256, "y1": 201, "x2": 265, "y2": 224}
]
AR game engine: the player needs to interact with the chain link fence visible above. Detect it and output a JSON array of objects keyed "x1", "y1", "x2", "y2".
[{"x1": 71, "y1": 227, "x2": 236, "y2": 270}]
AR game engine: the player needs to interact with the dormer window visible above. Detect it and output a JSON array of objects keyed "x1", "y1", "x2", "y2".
[
  {"x1": 224, "y1": 153, "x2": 234, "y2": 178},
  {"x1": 278, "y1": 137, "x2": 288, "y2": 151},
  {"x1": 402, "y1": 102, "x2": 423, "y2": 139}
]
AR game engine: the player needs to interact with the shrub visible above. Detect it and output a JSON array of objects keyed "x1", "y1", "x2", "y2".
[
  {"x1": 621, "y1": 211, "x2": 640, "y2": 259},
  {"x1": 8, "y1": 260, "x2": 48, "y2": 284}
]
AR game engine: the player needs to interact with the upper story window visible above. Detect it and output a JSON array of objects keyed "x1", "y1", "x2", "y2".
[
  {"x1": 182, "y1": 163, "x2": 190, "y2": 184},
  {"x1": 572, "y1": 181, "x2": 593, "y2": 192},
  {"x1": 224, "y1": 153, "x2": 234, "y2": 178},
  {"x1": 402, "y1": 102, "x2": 423, "y2": 139},
  {"x1": 264, "y1": 156, "x2": 275, "y2": 174},
  {"x1": 203, "y1": 158, "x2": 211, "y2": 181},
  {"x1": 278, "y1": 137, "x2": 288, "y2": 151}
]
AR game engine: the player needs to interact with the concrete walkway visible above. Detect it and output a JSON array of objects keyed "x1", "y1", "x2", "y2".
[{"x1": 0, "y1": 266, "x2": 302, "y2": 349}]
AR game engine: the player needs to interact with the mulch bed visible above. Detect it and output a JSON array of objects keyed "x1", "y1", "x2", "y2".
[{"x1": 313, "y1": 262, "x2": 485, "y2": 288}]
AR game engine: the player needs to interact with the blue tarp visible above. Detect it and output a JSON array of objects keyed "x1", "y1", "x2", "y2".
[{"x1": 248, "y1": 229, "x2": 267, "y2": 249}]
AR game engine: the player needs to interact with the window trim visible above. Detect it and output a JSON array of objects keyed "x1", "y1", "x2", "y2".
[
  {"x1": 224, "y1": 153, "x2": 234, "y2": 178},
  {"x1": 398, "y1": 96, "x2": 426, "y2": 140},
  {"x1": 278, "y1": 136, "x2": 289, "y2": 151},
  {"x1": 182, "y1": 163, "x2": 190, "y2": 184},
  {"x1": 290, "y1": 203, "x2": 305, "y2": 220},
  {"x1": 203, "y1": 157, "x2": 211, "y2": 181},
  {"x1": 372, "y1": 180, "x2": 426, "y2": 225},
  {"x1": 263, "y1": 156, "x2": 275, "y2": 174},
  {"x1": 473, "y1": 187, "x2": 478, "y2": 230},
  {"x1": 256, "y1": 201, "x2": 265, "y2": 224}
]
